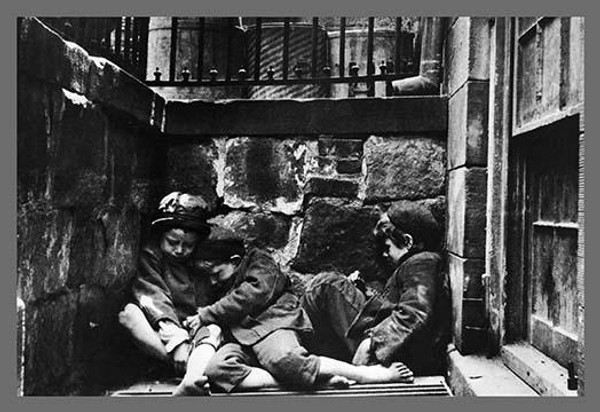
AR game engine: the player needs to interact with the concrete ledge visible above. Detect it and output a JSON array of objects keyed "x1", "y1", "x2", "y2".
[
  {"x1": 165, "y1": 97, "x2": 448, "y2": 136},
  {"x1": 18, "y1": 17, "x2": 165, "y2": 130},
  {"x1": 446, "y1": 345, "x2": 538, "y2": 396}
]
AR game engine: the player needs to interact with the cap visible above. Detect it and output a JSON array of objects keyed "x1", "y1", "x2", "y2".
[
  {"x1": 151, "y1": 192, "x2": 211, "y2": 235},
  {"x1": 384, "y1": 201, "x2": 440, "y2": 246}
]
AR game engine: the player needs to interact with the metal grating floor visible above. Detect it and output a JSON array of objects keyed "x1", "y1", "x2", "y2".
[{"x1": 109, "y1": 376, "x2": 452, "y2": 397}]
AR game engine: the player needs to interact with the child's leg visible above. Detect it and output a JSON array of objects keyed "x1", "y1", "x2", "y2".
[
  {"x1": 173, "y1": 324, "x2": 223, "y2": 396},
  {"x1": 204, "y1": 343, "x2": 279, "y2": 392},
  {"x1": 118, "y1": 303, "x2": 168, "y2": 362},
  {"x1": 301, "y1": 272, "x2": 367, "y2": 360},
  {"x1": 317, "y1": 356, "x2": 414, "y2": 384}
]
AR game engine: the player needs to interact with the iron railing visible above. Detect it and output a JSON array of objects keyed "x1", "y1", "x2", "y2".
[{"x1": 39, "y1": 17, "x2": 421, "y2": 97}]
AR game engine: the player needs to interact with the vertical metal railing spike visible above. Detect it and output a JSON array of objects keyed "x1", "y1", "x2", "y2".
[
  {"x1": 282, "y1": 18, "x2": 290, "y2": 80},
  {"x1": 225, "y1": 17, "x2": 234, "y2": 82},
  {"x1": 366, "y1": 17, "x2": 375, "y2": 96},
  {"x1": 197, "y1": 17, "x2": 205, "y2": 82},
  {"x1": 339, "y1": 17, "x2": 346, "y2": 78},
  {"x1": 254, "y1": 18, "x2": 262, "y2": 81},
  {"x1": 139, "y1": 17, "x2": 149, "y2": 80},
  {"x1": 102, "y1": 19, "x2": 111, "y2": 54},
  {"x1": 311, "y1": 17, "x2": 319, "y2": 78},
  {"x1": 169, "y1": 17, "x2": 178, "y2": 82},
  {"x1": 395, "y1": 17, "x2": 403, "y2": 74},
  {"x1": 115, "y1": 18, "x2": 122, "y2": 60},
  {"x1": 124, "y1": 17, "x2": 132, "y2": 63}
]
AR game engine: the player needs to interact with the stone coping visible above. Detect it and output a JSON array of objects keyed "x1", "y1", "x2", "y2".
[
  {"x1": 18, "y1": 17, "x2": 166, "y2": 131},
  {"x1": 165, "y1": 96, "x2": 448, "y2": 136}
]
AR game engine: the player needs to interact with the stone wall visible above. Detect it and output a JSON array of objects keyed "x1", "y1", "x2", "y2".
[
  {"x1": 162, "y1": 101, "x2": 448, "y2": 286},
  {"x1": 17, "y1": 17, "x2": 448, "y2": 395},
  {"x1": 17, "y1": 18, "x2": 169, "y2": 395},
  {"x1": 444, "y1": 17, "x2": 491, "y2": 355}
]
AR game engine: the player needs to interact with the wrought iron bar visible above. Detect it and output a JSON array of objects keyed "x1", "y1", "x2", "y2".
[
  {"x1": 124, "y1": 17, "x2": 132, "y2": 63},
  {"x1": 282, "y1": 18, "x2": 290, "y2": 80},
  {"x1": 169, "y1": 17, "x2": 178, "y2": 82},
  {"x1": 395, "y1": 17, "x2": 403, "y2": 73},
  {"x1": 102, "y1": 18, "x2": 111, "y2": 53},
  {"x1": 254, "y1": 18, "x2": 262, "y2": 81},
  {"x1": 225, "y1": 17, "x2": 234, "y2": 82},
  {"x1": 366, "y1": 17, "x2": 375, "y2": 96},
  {"x1": 339, "y1": 17, "x2": 346, "y2": 77},
  {"x1": 311, "y1": 17, "x2": 319, "y2": 78},
  {"x1": 114, "y1": 18, "x2": 122, "y2": 58},
  {"x1": 197, "y1": 18, "x2": 205, "y2": 81},
  {"x1": 139, "y1": 17, "x2": 149, "y2": 80}
]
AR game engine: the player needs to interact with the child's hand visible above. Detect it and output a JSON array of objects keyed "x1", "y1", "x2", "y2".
[
  {"x1": 348, "y1": 271, "x2": 361, "y2": 282},
  {"x1": 183, "y1": 314, "x2": 201, "y2": 334}
]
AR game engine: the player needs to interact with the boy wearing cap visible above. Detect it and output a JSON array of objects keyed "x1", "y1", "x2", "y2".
[
  {"x1": 181, "y1": 227, "x2": 414, "y2": 394},
  {"x1": 118, "y1": 192, "x2": 222, "y2": 392},
  {"x1": 301, "y1": 201, "x2": 451, "y2": 376}
]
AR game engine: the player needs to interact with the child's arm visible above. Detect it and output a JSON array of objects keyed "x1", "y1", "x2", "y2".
[{"x1": 196, "y1": 250, "x2": 286, "y2": 326}]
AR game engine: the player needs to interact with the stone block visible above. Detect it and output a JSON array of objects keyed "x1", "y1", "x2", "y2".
[
  {"x1": 209, "y1": 211, "x2": 292, "y2": 252},
  {"x1": 445, "y1": 17, "x2": 491, "y2": 96},
  {"x1": 364, "y1": 135, "x2": 446, "y2": 202},
  {"x1": 48, "y1": 88, "x2": 109, "y2": 208},
  {"x1": 71, "y1": 285, "x2": 128, "y2": 393},
  {"x1": 17, "y1": 77, "x2": 52, "y2": 203},
  {"x1": 446, "y1": 167, "x2": 487, "y2": 257},
  {"x1": 292, "y1": 198, "x2": 383, "y2": 279},
  {"x1": 448, "y1": 81, "x2": 489, "y2": 169},
  {"x1": 165, "y1": 142, "x2": 219, "y2": 211},
  {"x1": 92, "y1": 205, "x2": 141, "y2": 289},
  {"x1": 165, "y1": 97, "x2": 448, "y2": 136},
  {"x1": 224, "y1": 138, "x2": 306, "y2": 215},
  {"x1": 305, "y1": 177, "x2": 359, "y2": 199},
  {"x1": 318, "y1": 137, "x2": 363, "y2": 158},
  {"x1": 336, "y1": 159, "x2": 362, "y2": 175},
  {"x1": 17, "y1": 206, "x2": 74, "y2": 301},
  {"x1": 24, "y1": 293, "x2": 77, "y2": 395},
  {"x1": 18, "y1": 17, "x2": 90, "y2": 95},
  {"x1": 87, "y1": 56, "x2": 158, "y2": 127}
]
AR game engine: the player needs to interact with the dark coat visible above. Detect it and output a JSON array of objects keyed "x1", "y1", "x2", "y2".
[
  {"x1": 132, "y1": 241, "x2": 214, "y2": 329},
  {"x1": 348, "y1": 251, "x2": 451, "y2": 375},
  {"x1": 196, "y1": 248, "x2": 313, "y2": 346}
]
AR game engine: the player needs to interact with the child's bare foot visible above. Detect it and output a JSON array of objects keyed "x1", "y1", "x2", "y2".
[
  {"x1": 355, "y1": 362, "x2": 414, "y2": 384},
  {"x1": 325, "y1": 375, "x2": 356, "y2": 388},
  {"x1": 172, "y1": 376, "x2": 211, "y2": 396}
]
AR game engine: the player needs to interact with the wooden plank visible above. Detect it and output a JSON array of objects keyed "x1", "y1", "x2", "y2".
[{"x1": 502, "y1": 342, "x2": 577, "y2": 396}]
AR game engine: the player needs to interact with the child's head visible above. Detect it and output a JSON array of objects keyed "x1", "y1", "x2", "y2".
[
  {"x1": 194, "y1": 226, "x2": 246, "y2": 287},
  {"x1": 152, "y1": 192, "x2": 211, "y2": 261},
  {"x1": 373, "y1": 201, "x2": 440, "y2": 265}
]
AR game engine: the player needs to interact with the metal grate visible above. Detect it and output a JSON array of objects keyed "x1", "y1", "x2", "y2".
[{"x1": 109, "y1": 376, "x2": 452, "y2": 397}]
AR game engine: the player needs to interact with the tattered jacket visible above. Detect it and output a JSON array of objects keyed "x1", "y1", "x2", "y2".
[
  {"x1": 196, "y1": 248, "x2": 313, "y2": 346},
  {"x1": 132, "y1": 242, "x2": 214, "y2": 329},
  {"x1": 348, "y1": 251, "x2": 451, "y2": 375}
]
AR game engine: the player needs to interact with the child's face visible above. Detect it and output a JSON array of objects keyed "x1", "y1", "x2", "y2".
[
  {"x1": 160, "y1": 228, "x2": 199, "y2": 261},
  {"x1": 199, "y1": 258, "x2": 239, "y2": 288},
  {"x1": 381, "y1": 237, "x2": 408, "y2": 266}
]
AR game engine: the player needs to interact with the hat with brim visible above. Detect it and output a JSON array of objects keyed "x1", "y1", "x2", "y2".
[{"x1": 151, "y1": 192, "x2": 212, "y2": 236}]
